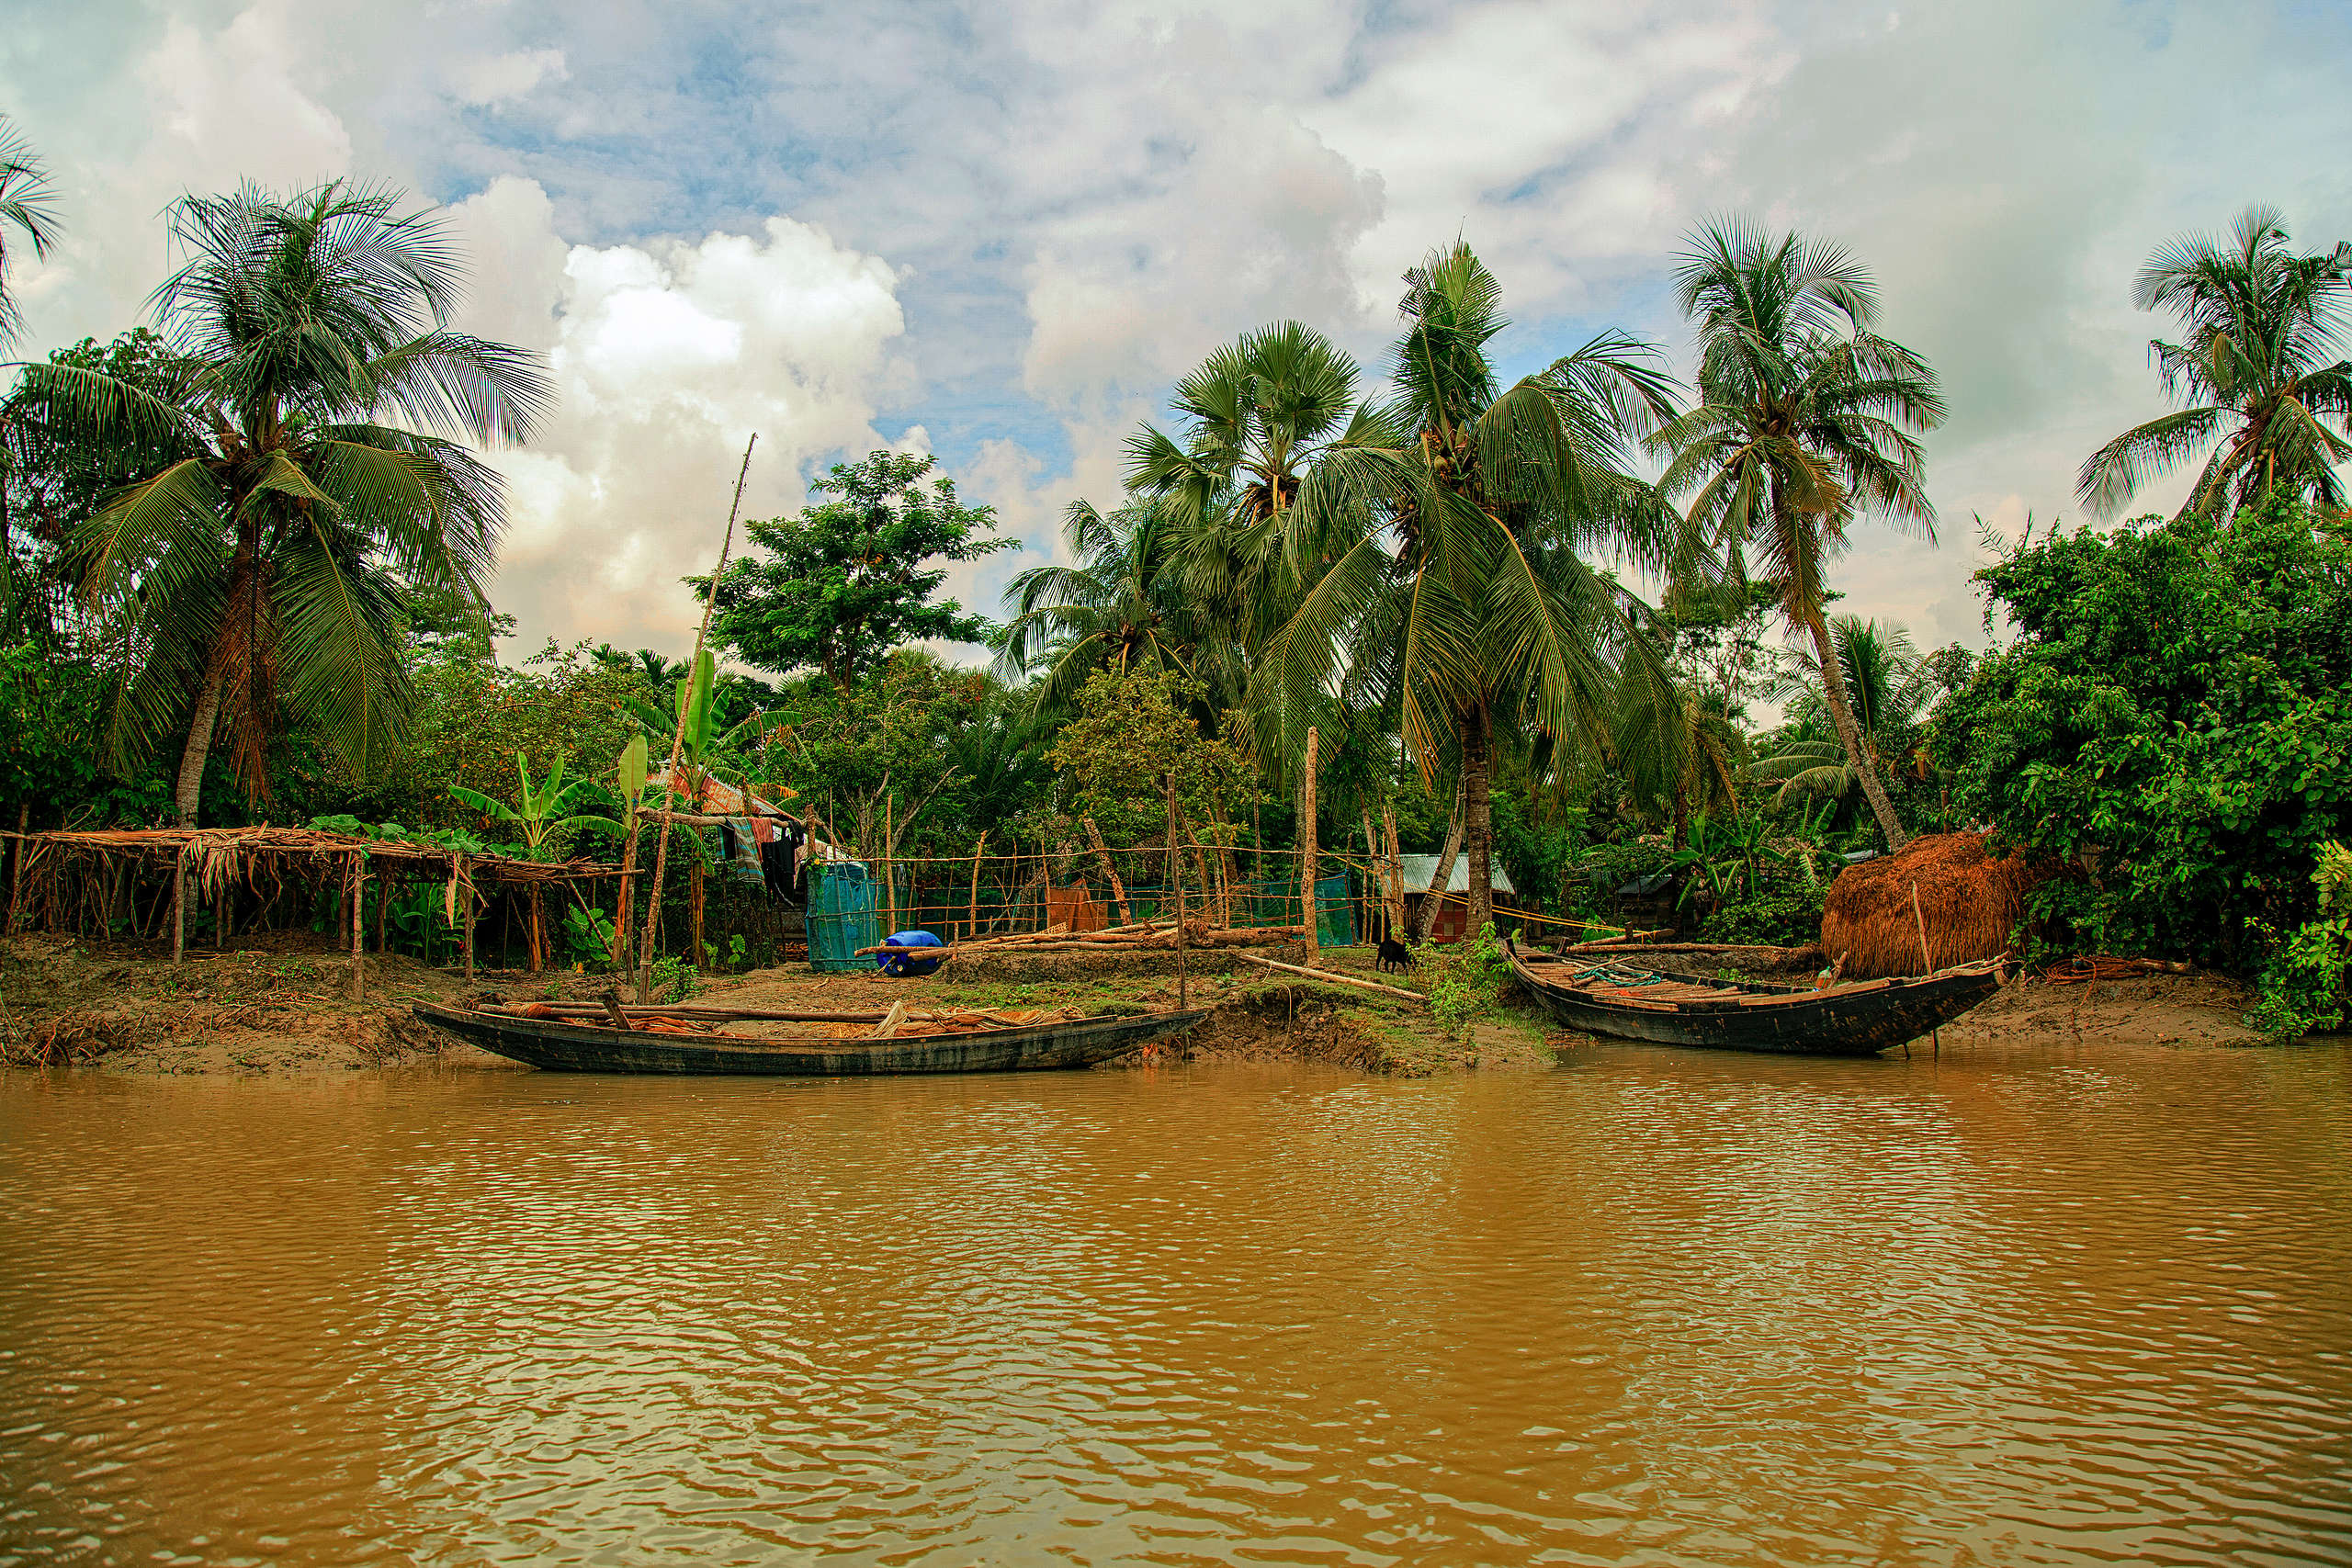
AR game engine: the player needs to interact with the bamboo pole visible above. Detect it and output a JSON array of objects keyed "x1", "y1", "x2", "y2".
[
  {"x1": 613, "y1": 810, "x2": 637, "y2": 970},
  {"x1": 1081, "y1": 817, "x2": 1131, "y2": 925},
  {"x1": 171, "y1": 843, "x2": 187, "y2": 964},
  {"x1": 689, "y1": 860, "x2": 706, "y2": 967},
  {"x1": 882, "y1": 795, "x2": 896, "y2": 933},
  {"x1": 1413, "y1": 781, "x2": 1465, "y2": 942},
  {"x1": 967, "y1": 829, "x2": 987, "y2": 942},
  {"x1": 1911, "y1": 881, "x2": 1934, "y2": 973},
  {"x1": 638, "y1": 434, "x2": 756, "y2": 1003},
  {"x1": 1382, "y1": 804, "x2": 1406, "y2": 941},
  {"x1": 1168, "y1": 773, "x2": 1186, "y2": 1010},
  {"x1": 1361, "y1": 807, "x2": 1379, "y2": 943},
  {"x1": 1298, "y1": 727, "x2": 1319, "y2": 950},
  {"x1": 1234, "y1": 950, "x2": 1425, "y2": 1004},
  {"x1": 458, "y1": 855, "x2": 475, "y2": 981},
  {"x1": 349, "y1": 852, "x2": 365, "y2": 1000}
]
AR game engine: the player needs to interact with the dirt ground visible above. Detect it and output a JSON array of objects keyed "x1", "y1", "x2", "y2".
[{"x1": 0, "y1": 932, "x2": 2272, "y2": 1075}]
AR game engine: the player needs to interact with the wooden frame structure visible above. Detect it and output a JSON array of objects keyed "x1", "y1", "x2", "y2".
[{"x1": 1, "y1": 826, "x2": 626, "y2": 998}]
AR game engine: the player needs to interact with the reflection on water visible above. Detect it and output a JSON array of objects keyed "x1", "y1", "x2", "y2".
[{"x1": 4, "y1": 1040, "x2": 2350, "y2": 1566}]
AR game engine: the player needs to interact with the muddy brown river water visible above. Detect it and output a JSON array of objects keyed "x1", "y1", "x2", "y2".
[{"x1": 4, "y1": 1039, "x2": 2350, "y2": 1566}]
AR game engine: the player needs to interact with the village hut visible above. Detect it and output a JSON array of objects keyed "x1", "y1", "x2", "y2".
[{"x1": 1819, "y1": 831, "x2": 2045, "y2": 978}]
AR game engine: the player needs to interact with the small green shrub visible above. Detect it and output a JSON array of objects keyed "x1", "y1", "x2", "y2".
[
  {"x1": 2247, "y1": 841, "x2": 2352, "y2": 1040},
  {"x1": 1698, "y1": 871, "x2": 1826, "y2": 947},
  {"x1": 1427, "y1": 922, "x2": 1507, "y2": 1031}
]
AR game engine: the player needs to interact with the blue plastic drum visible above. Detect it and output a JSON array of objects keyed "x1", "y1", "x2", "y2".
[{"x1": 876, "y1": 928, "x2": 944, "y2": 977}]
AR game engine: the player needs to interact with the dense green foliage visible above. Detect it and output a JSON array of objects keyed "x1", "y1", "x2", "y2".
[
  {"x1": 708, "y1": 452, "x2": 1011, "y2": 687},
  {"x1": 1936, "y1": 496, "x2": 2352, "y2": 968}
]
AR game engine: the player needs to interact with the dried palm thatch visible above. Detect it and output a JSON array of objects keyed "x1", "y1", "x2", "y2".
[{"x1": 1820, "y1": 831, "x2": 2047, "y2": 979}]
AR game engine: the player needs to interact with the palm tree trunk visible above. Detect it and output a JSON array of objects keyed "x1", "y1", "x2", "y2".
[
  {"x1": 1806, "y1": 612, "x2": 1908, "y2": 850},
  {"x1": 1461, "y1": 703, "x2": 1495, "y2": 936},
  {"x1": 173, "y1": 674, "x2": 223, "y2": 829}
]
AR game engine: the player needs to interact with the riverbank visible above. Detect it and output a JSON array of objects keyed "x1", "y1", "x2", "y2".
[{"x1": 0, "y1": 934, "x2": 2267, "y2": 1074}]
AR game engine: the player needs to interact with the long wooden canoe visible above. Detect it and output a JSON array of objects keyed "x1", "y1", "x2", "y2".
[
  {"x1": 413, "y1": 1002, "x2": 1208, "y2": 1076},
  {"x1": 1505, "y1": 940, "x2": 2002, "y2": 1056}
]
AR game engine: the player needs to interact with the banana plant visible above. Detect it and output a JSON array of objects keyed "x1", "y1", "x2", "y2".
[{"x1": 449, "y1": 751, "x2": 623, "y2": 862}]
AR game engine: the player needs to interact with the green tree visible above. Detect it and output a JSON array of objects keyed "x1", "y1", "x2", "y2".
[
  {"x1": 13, "y1": 180, "x2": 549, "y2": 826},
  {"x1": 0, "y1": 116, "x2": 59, "y2": 347},
  {"x1": 707, "y1": 451, "x2": 1012, "y2": 686},
  {"x1": 1125, "y1": 321, "x2": 1364, "y2": 678},
  {"x1": 1933, "y1": 495, "x2": 2352, "y2": 969},
  {"x1": 1656, "y1": 219, "x2": 1947, "y2": 852},
  {"x1": 2078, "y1": 206, "x2": 2352, "y2": 520},
  {"x1": 1264, "y1": 242, "x2": 1690, "y2": 932},
  {"x1": 996, "y1": 499, "x2": 1201, "y2": 713},
  {"x1": 1750, "y1": 615, "x2": 1941, "y2": 809},
  {"x1": 1042, "y1": 665, "x2": 1254, "y2": 850}
]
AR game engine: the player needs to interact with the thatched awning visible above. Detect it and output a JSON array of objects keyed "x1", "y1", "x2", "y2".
[{"x1": 4, "y1": 826, "x2": 619, "y2": 886}]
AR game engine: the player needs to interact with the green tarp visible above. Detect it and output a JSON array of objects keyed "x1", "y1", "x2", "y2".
[{"x1": 806, "y1": 863, "x2": 881, "y2": 972}]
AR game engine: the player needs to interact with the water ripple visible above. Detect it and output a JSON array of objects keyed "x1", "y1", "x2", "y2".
[{"x1": 3, "y1": 1044, "x2": 2350, "y2": 1565}]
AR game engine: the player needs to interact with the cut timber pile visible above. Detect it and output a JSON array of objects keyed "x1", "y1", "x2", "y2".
[{"x1": 856, "y1": 918, "x2": 1307, "y2": 962}]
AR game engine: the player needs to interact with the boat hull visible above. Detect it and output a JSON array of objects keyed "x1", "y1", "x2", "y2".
[
  {"x1": 413, "y1": 1003, "x2": 1209, "y2": 1076},
  {"x1": 1507, "y1": 944, "x2": 2001, "y2": 1056}
]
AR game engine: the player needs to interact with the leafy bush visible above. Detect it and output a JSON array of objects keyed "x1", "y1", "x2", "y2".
[
  {"x1": 1567, "y1": 838, "x2": 1674, "y2": 913},
  {"x1": 1935, "y1": 496, "x2": 2352, "y2": 969},
  {"x1": 1427, "y1": 921, "x2": 1507, "y2": 1031},
  {"x1": 1698, "y1": 871, "x2": 1826, "y2": 946},
  {"x1": 2248, "y1": 840, "x2": 2352, "y2": 1040}
]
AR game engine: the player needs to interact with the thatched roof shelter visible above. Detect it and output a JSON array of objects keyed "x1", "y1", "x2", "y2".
[{"x1": 1820, "y1": 831, "x2": 2046, "y2": 979}]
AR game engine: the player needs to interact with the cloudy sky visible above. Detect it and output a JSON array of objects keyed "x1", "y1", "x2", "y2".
[{"x1": 6, "y1": 0, "x2": 2346, "y2": 663}]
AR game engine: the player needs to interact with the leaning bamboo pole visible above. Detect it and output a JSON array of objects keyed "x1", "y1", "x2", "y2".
[
  {"x1": 1382, "y1": 804, "x2": 1407, "y2": 941},
  {"x1": 1298, "y1": 727, "x2": 1319, "y2": 950},
  {"x1": 637, "y1": 434, "x2": 756, "y2": 1003},
  {"x1": 1082, "y1": 818, "x2": 1132, "y2": 924},
  {"x1": 1414, "y1": 781, "x2": 1465, "y2": 942}
]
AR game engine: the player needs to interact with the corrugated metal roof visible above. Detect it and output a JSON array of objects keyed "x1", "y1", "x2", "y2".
[{"x1": 1395, "y1": 854, "x2": 1516, "y2": 895}]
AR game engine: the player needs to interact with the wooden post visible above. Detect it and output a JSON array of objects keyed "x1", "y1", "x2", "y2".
[
  {"x1": 458, "y1": 860, "x2": 477, "y2": 982},
  {"x1": 881, "y1": 795, "x2": 895, "y2": 933},
  {"x1": 1081, "y1": 817, "x2": 1131, "y2": 924},
  {"x1": 1298, "y1": 727, "x2": 1319, "y2": 950},
  {"x1": 1910, "y1": 881, "x2": 1934, "y2": 974},
  {"x1": 639, "y1": 433, "x2": 757, "y2": 1003},
  {"x1": 613, "y1": 810, "x2": 637, "y2": 971},
  {"x1": 1168, "y1": 773, "x2": 1186, "y2": 1010},
  {"x1": 375, "y1": 871, "x2": 389, "y2": 957},
  {"x1": 527, "y1": 884, "x2": 543, "y2": 974},
  {"x1": 689, "y1": 860, "x2": 707, "y2": 967},
  {"x1": 1361, "y1": 807, "x2": 1379, "y2": 942},
  {"x1": 171, "y1": 843, "x2": 187, "y2": 964},
  {"x1": 349, "y1": 852, "x2": 365, "y2": 1000},
  {"x1": 967, "y1": 829, "x2": 987, "y2": 942}
]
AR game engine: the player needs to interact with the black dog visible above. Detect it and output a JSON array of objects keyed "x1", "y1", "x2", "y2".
[{"x1": 1375, "y1": 937, "x2": 1414, "y2": 974}]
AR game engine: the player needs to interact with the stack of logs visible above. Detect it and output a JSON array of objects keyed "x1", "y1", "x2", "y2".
[{"x1": 854, "y1": 917, "x2": 1306, "y2": 963}]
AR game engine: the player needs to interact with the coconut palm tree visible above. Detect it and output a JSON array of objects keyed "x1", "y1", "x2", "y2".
[
  {"x1": 13, "y1": 180, "x2": 548, "y2": 825},
  {"x1": 1655, "y1": 218, "x2": 1946, "y2": 851},
  {"x1": 995, "y1": 498, "x2": 1210, "y2": 712},
  {"x1": 1261, "y1": 243, "x2": 1692, "y2": 931},
  {"x1": 1125, "y1": 320, "x2": 1364, "y2": 665},
  {"x1": 1749, "y1": 615, "x2": 1938, "y2": 807},
  {"x1": 2078, "y1": 206, "x2": 2352, "y2": 519},
  {"x1": 0, "y1": 117, "x2": 60, "y2": 347}
]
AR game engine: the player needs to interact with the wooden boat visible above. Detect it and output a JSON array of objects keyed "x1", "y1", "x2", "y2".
[
  {"x1": 413, "y1": 1001, "x2": 1209, "y2": 1076},
  {"x1": 1504, "y1": 940, "x2": 2002, "y2": 1056}
]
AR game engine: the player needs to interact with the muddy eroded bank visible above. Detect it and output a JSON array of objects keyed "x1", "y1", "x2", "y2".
[{"x1": 0, "y1": 934, "x2": 2268, "y2": 1075}]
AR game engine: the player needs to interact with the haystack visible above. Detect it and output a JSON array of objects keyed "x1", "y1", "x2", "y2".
[{"x1": 1819, "y1": 831, "x2": 2044, "y2": 978}]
